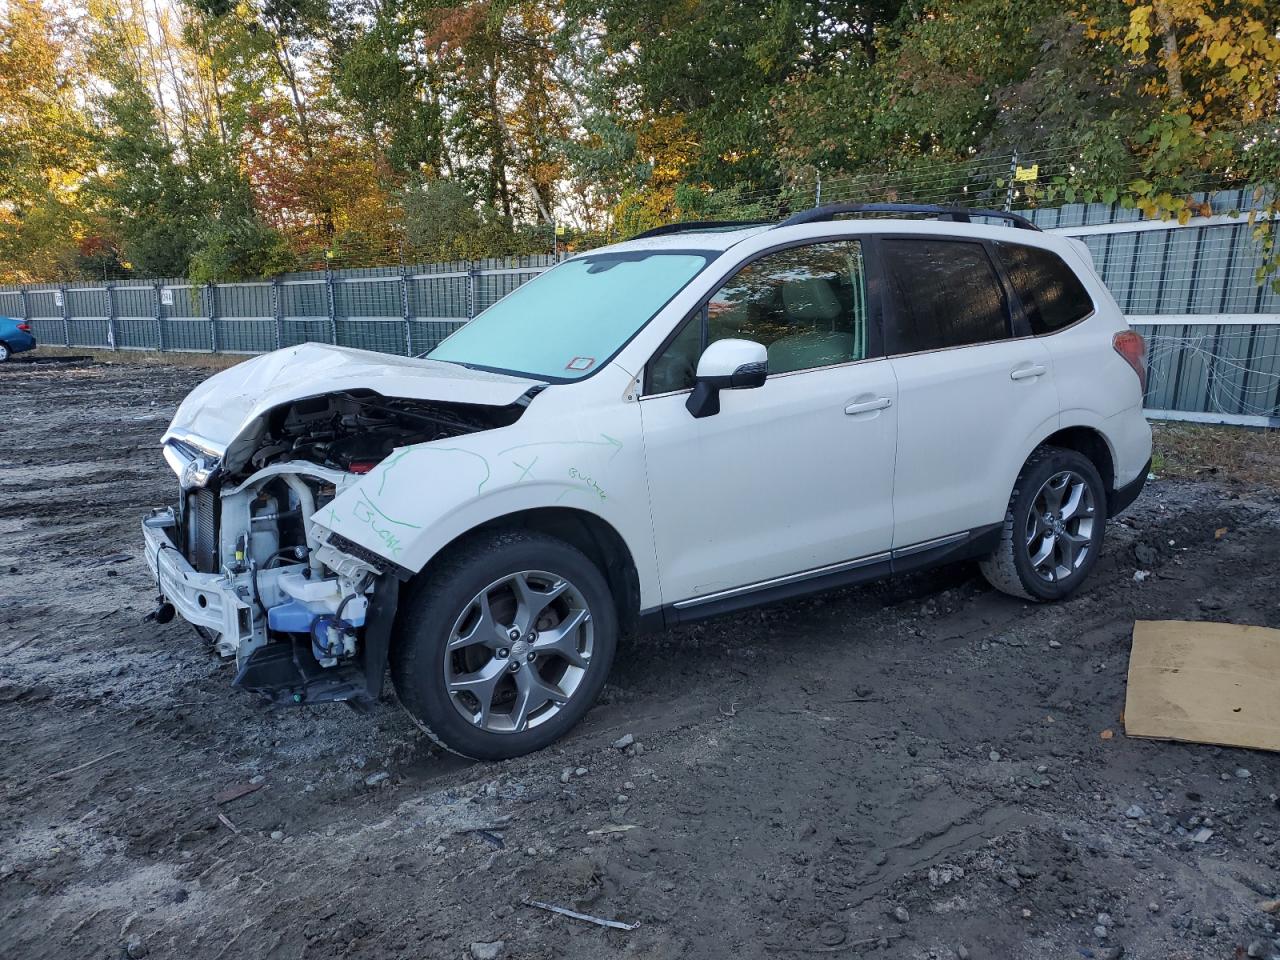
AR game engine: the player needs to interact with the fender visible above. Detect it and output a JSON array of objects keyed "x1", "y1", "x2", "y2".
[{"x1": 310, "y1": 386, "x2": 663, "y2": 609}]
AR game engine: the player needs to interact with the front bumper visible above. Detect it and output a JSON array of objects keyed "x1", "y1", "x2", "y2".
[{"x1": 142, "y1": 511, "x2": 253, "y2": 656}]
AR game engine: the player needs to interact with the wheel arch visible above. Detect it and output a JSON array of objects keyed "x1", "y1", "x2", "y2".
[
  {"x1": 1018, "y1": 423, "x2": 1119, "y2": 514},
  {"x1": 405, "y1": 506, "x2": 643, "y2": 637}
]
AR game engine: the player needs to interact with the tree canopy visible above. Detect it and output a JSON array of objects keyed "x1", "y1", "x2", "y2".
[{"x1": 0, "y1": 0, "x2": 1276, "y2": 282}]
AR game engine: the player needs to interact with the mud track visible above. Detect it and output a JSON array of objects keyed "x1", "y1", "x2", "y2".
[{"x1": 2, "y1": 357, "x2": 1278, "y2": 960}]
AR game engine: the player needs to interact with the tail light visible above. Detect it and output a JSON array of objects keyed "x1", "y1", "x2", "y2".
[
  {"x1": 1113, "y1": 330, "x2": 1146, "y2": 393},
  {"x1": 17, "y1": 322, "x2": 31, "y2": 333},
  {"x1": 348, "y1": 461, "x2": 378, "y2": 474}
]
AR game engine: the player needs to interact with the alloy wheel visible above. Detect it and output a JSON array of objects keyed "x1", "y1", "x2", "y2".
[
  {"x1": 443, "y1": 570, "x2": 594, "y2": 734},
  {"x1": 1024, "y1": 469, "x2": 1096, "y2": 583}
]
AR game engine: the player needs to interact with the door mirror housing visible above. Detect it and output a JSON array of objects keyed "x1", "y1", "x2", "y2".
[{"x1": 686, "y1": 338, "x2": 768, "y2": 418}]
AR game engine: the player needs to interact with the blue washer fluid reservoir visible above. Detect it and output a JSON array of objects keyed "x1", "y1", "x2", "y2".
[
  {"x1": 267, "y1": 598, "x2": 367, "y2": 633},
  {"x1": 267, "y1": 599, "x2": 316, "y2": 633}
]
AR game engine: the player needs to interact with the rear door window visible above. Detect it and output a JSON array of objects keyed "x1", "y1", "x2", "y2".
[
  {"x1": 996, "y1": 241, "x2": 1095, "y2": 334},
  {"x1": 881, "y1": 239, "x2": 1010, "y2": 354}
]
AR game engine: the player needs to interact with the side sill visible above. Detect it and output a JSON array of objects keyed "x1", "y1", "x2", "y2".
[{"x1": 652, "y1": 523, "x2": 1003, "y2": 629}]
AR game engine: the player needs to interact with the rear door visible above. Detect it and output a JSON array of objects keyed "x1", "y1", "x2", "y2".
[{"x1": 879, "y1": 236, "x2": 1059, "y2": 548}]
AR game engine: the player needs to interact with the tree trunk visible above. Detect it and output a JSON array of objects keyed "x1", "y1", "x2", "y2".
[{"x1": 1152, "y1": 1, "x2": 1185, "y2": 104}]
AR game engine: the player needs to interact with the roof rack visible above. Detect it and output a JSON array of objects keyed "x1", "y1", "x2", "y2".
[
  {"x1": 775, "y1": 202, "x2": 1040, "y2": 231},
  {"x1": 629, "y1": 219, "x2": 774, "y2": 241}
]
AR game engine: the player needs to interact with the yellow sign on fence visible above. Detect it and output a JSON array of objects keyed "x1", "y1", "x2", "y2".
[{"x1": 1014, "y1": 164, "x2": 1040, "y2": 182}]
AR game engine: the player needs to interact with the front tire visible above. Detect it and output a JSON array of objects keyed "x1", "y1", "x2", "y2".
[
  {"x1": 980, "y1": 446, "x2": 1106, "y2": 602},
  {"x1": 0, "y1": 343, "x2": 10, "y2": 363},
  {"x1": 391, "y1": 529, "x2": 617, "y2": 760}
]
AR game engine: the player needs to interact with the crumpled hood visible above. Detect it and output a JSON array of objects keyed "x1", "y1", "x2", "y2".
[{"x1": 163, "y1": 343, "x2": 541, "y2": 455}]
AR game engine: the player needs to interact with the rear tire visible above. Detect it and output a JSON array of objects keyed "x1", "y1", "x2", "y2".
[
  {"x1": 980, "y1": 446, "x2": 1106, "y2": 602},
  {"x1": 391, "y1": 529, "x2": 617, "y2": 760},
  {"x1": 0, "y1": 343, "x2": 10, "y2": 363}
]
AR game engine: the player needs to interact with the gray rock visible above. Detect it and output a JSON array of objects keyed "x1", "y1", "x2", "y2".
[
  {"x1": 1191, "y1": 827, "x2": 1214, "y2": 843},
  {"x1": 612, "y1": 733, "x2": 635, "y2": 750},
  {"x1": 1015, "y1": 864, "x2": 1039, "y2": 879},
  {"x1": 1236, "y1": 768, "x2": 1252, "y2": 779},
  {"x1": 574, "y1": 766, "x2": 588, "y2": 776},
  {"x1": 956, "y1": 947, "x2": 970, "y2": 960},
  {"x1": 1096, "y1": 948, "x2": 1124, "y2": 960},
  {"x1": 364, "y1": 771, "x2": 389, "y2": 787},
  {"x1": 892, "y1": 906, "x2": 910, "y2": 924},
  {"x1": 1148, "y1": 901, "x2": 1161, "y2": 913},
  {"x1": 470, "y1": 941, "x2": 504, "y2": 960},
  {"x1": 270, "y1": 830, "x2": 284, "y2": 841},
  {"x1": 1125, "y1": 804, "x2": 1145, "y2": 819},
  {"x1": 989, "y1": 751, "x2": 1002, "y2": 762},
  {"x1": 1247, "y1": 942, "x2": 1265, "y2": 958},
  {"x1": 1094, "y1": 925, "x2": 1108, "y2": 938},
  {"x1": 560, "y1": 768, "x2": 572, "y2": 784},
  {"x1": 125, "y1": 939, "x2": 148, "y2": 959}
]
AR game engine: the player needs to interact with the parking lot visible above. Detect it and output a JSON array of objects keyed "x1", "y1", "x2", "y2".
[{"x1": 2, "y1": 355, "x2": 1279, "y2": 960}]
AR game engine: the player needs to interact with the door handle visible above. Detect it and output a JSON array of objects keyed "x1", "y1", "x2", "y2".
[
  {"x1": 844, "y1": 397, "x2": 893, "y2": 415},
  {"x1": 1010, "y1": 363, "x2": 1047, "y2": 381}
]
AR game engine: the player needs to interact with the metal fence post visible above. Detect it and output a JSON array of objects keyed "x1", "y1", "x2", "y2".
[
  {"x1": 399, "y1": 249, "x2": 413, "y2": 356},
  {"x1": 58, "y1": 284, "x2": 70, "y2": 346},
  {"x1": 105, "y1": 282, "x2": 117, "y2": 350},
  {"x1": 18, "y1": 286, "x2": 30, "y2": 324},
  {"x1": 271, "y1": 278, "x2": 283, "y2": 350},
  {"x1": 466, "y1": 263, "x2": 479, "y2": 319},
  {"x1": 815, "y1": 172, "x2": 822, "y2": 208},
  {"x1": 1005, "y1": 150, "x2": 1018, "y2": 212},
  {"x1": 206, "y1": 282, "x2": 219, "y2": 353},
  {"x1": 154, "y1": 283, "x2": 165, "y2": 352},
  {"x1": 324, "y1": 258, "x2": 337, "y2": 344}
]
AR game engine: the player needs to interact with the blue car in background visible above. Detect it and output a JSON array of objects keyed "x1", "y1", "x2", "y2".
[{"x1": 0, "y1": 317, "x2": 36, "y2": 362}]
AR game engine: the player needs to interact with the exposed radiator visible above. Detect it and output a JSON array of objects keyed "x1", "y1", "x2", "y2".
[{"x1": 187, "y1": 488, "x2": 219, "y2": 573}]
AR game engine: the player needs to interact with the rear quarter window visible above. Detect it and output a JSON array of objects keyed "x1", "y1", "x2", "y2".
[{"x1": 996, "y1": 242, "x2": 1095, "y2": 335}]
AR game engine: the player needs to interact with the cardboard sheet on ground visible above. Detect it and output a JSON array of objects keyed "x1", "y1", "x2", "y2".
[{"x1": 1125, "y1": 620, "x2": 1280, "y2": 753}]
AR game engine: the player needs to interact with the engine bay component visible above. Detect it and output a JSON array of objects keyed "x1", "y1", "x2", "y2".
[{"x1": 239, "y1": 391, "x2": 517, "y2": 480}]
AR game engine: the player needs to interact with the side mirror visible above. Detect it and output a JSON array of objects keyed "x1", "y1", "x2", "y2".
[{"x1": 686, "y1": 338, "x2": 768, "y2": 418}]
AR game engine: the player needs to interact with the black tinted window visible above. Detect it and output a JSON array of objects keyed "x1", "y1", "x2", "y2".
[
  {"x1": 997, "y1": 242, "x2": 1095, "y2": 334},
  {"x1": 882, "y1": 239, "x2": 1009, "y2": 353}
]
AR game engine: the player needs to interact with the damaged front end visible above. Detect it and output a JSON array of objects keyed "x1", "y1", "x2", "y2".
[{"x1": 143, "y1": 386, "x2": 522, "y2": 706}]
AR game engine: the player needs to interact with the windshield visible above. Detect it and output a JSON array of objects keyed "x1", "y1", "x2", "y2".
[{"x1": 428, "y1": 251, "x2": 712, "y2": 380}]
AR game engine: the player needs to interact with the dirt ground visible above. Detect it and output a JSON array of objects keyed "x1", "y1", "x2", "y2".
[{"x1": 2, "y1": 354, "x2": 1279, "y2": 960}]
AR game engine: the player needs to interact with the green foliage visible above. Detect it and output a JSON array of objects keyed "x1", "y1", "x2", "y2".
[{"x1": 0, "y1": 0, "x2": 1275, "y2": 285}]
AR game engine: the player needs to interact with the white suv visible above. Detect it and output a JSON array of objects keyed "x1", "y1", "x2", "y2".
[{"x1": 142, "y1": 203, "x2": 1152, "y2": 759}]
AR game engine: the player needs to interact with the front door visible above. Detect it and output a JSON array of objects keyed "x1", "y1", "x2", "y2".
[{"x1": 639, "y1": 239, "x2": 898, "y2": 607}]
